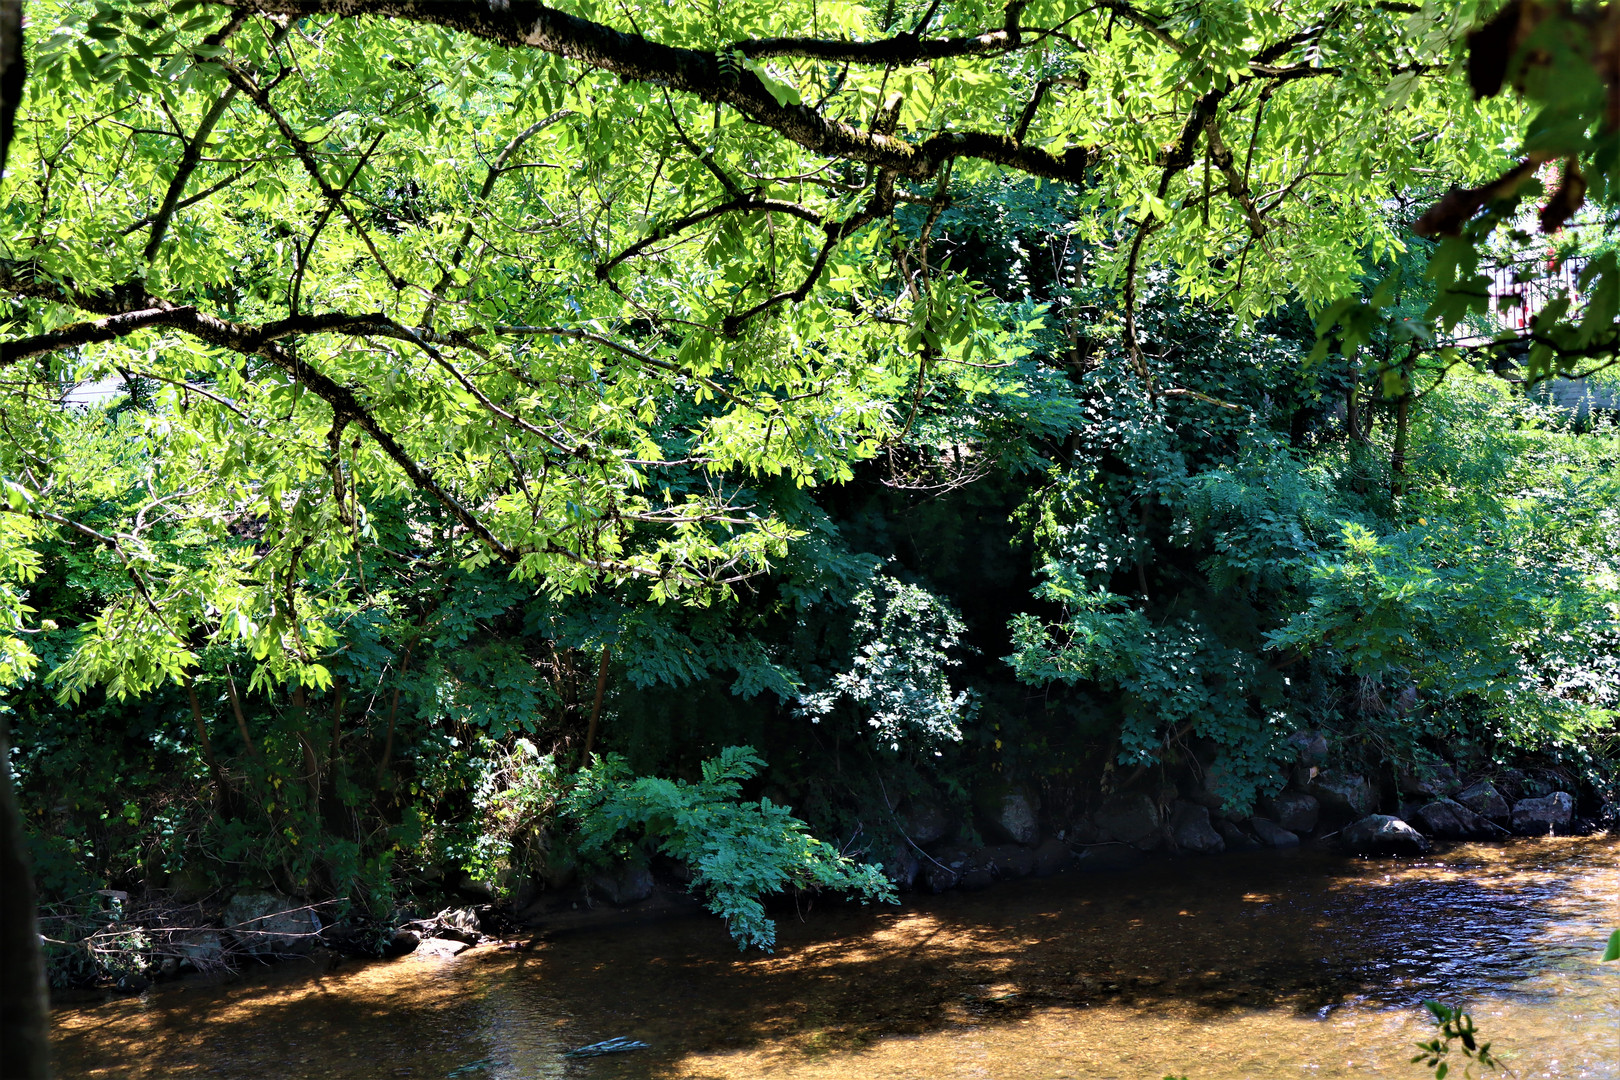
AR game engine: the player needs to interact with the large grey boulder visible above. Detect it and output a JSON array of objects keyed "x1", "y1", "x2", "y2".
[
  {"x1": 1456, "y1": 780, "x2": 1511, "y2": 820},
  {"x1": 1308, "y1": 772, "x2": 1376, "y2": 818},
  {"x1": 223, "y1": 891, "x2": 317, "y2": 955},
  {"x1": 1266, "y1": 792, "x2": 1320, "y2": 834},
  {"x1": 588, "y1": 862, "x2": 655, "y2": 906},
  {"x1": 1248, "y1": 817, "x2": 1300, "y2": 848},
  {"x1": 981, "y1": 789, "x2": 1041, "y2": 846},
  {"x1": 1399, "y1": 766, "x2": 1458, "y2": 799},
  {"x1": 1411, "y1": 798, "x2": 1495, "y2": 840},
  {"x1": 1169, "y1": 802, "x2": 1225, "y2": 855},
  {"x1": 1095, "y1": 793, "x2": 1163, "y2": 850},
  {"x1": 1341, "y1": 815, "x2": 1430, "y2": 857},
  {"x1": 1511, "y1": 792, "x2": 1574, "y2": 835}
]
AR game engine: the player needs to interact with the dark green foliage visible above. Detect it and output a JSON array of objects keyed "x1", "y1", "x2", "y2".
[{"x1": 11, "y1": 168, "x2": 1620, "y2": 978}]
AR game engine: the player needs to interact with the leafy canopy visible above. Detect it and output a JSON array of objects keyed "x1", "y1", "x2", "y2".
[{"x1": 1, "y1": 0, "x2": 1576, "y2": 696}]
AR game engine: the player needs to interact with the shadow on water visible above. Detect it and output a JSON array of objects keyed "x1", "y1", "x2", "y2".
[{"x1": 51, "y1": 836, "x2": 1620, "y2": 1079}]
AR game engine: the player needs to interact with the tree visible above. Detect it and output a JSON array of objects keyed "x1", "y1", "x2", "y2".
[
  {"x1": 5, "y1": 0, "x2": 1601, "y2": 694},
  {"x1": 2, "y1": 0, "x2": 1618, "y2": 1056}
]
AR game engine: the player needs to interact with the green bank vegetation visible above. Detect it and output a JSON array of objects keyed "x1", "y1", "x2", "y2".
[{"x1": 1, "y1": 0, "x2": 1618, "y2": 996}]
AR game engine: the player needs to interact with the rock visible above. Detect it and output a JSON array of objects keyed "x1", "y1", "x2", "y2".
[
  {"x1": 223, "y1": 891, "x2": 316, "y2": 956},
  {"x1": 588, "y1": 862, "x2": 656, "y2": 906},
  {"x1": 922, "y1": 862, "x2": 958, "y2": 893},
  {"x1": 982, "y1": 844, "x2": 1036, "y2": 880},
  {"x1": 1248, "y1": 817, "x2": 1300, "y2": 849},
  {"x1": 1398, "y1": 771, "x2": 1438, "y2": 798},
  {"x1": 1169, "y1": 802, "x2": 1225, "y2": 855},
  {"x1": 1074, "y1": 845, "x2": 1149, "y2": 872},
  {"x1": 1067, "y1": 815, "x2": 1104, "y2": 846},
  {"x1": 980, "y1": 789, "x2": 1041, "y2": 846},
  {"x1": 415, "y1": 936, "x2": 474, "y2": 959},
  {"x1": 1031, "y1": 837, "x2": 1076, "y2": 877},
  {"x1": 384, "y1": 930, "x2": 420, "y2": 957},
  {"x1": 1341, "y1": 815, "x2": 1431, "y2": 857},
  {"x1": 444, "y1": 907, "x2": 481, "y2": 935},
  {"x1": 173, "y1": 930, "x2": 226, "y2": 968},
  {"x1": 435, "y1": 925, "x2": 480, "y2": 945},
  {"x1": 1266, "y1": 792, "x2": 1320, "y2": 834},
  {"x1": 1094, "y1": 793, "x2": 1163, "y2": 850},
  {"x1": 958, "y1": 866, "x2": 995, "y2": 891},
  {"x1": 1308, "y1": 772, "x2": 1376, "y2": 818},
  {"x1": 1511, "y1": 791, "x2": 1575, "y2": 835},
  {"x1": 168, "y1": 866, "x2": 214, "y2": 902},
  {"x1": 902, "y1": 801, "x2": 956, "y2": 847},
  {"x1": 1214, "y1": 819, "x2": 1260, "y2": 850},
  {"x1": 1399, "y1": 765, "x2": 1459, "y2": 799},
  {"x1": 1411, "y1": 798, "x2": 1496, "y2": 840},
  {"x1": 455, "y1": 875, "x2": 498, "y2": 903},
  {"x1": 1456, "y1": 780, "x2": 1511, "y2": 820},
  {"x1": 884, "y1": 845, "x2": 921, "y2": 891},
  {"x1": 1286, "y1": 731, "x2": 1329, "y2": 766},
  {"x1": 1195, "y1": 758, "x2": 1240, "y2": 811}
]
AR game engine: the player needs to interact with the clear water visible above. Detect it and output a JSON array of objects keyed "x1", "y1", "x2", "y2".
[{"x1": 51, "y1": 836, "x2": 1620, "y2": 1079}]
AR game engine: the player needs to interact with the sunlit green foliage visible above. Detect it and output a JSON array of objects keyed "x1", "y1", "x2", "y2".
[{"x1": 564, "y1": 746, "x2": 894, "y2": 950}]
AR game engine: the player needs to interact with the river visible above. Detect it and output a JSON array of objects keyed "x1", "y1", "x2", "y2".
[{"x1": 50, "y1": 835, "x2": 1620, "y2": 1079}]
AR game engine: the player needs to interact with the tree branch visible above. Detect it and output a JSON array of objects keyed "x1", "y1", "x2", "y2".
[
  {"x1": 596, "y1": 191, "x2": 824, "y2": 281},
  {"x1": 735, "y1": 0, "x2": 1027, "y2": 62},
  {"x1": 142, "y1": 22, "x2": 291, "y2": 260},
  {"x1": 222, "y1": 0, "x2": 1097, "y2": 184}
]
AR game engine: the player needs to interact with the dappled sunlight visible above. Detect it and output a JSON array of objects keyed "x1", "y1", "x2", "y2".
[{"x1": 53, "y1": 837, "x2": 1620, "y2": 1078}]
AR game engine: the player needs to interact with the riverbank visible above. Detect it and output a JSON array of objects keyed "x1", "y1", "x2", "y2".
[{"x1": 40, "y1": 749, "x2": 1605, "y2": 1000}]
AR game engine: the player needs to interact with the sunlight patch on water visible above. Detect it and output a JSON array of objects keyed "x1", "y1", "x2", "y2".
[{"x1": 51, "y1": 835, "x2": 1620, "y2": 1080}]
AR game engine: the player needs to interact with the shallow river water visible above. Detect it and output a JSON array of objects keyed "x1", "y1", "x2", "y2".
[{"x1": 52, "y1": 836, "x2": 1620, "y2": 1079}]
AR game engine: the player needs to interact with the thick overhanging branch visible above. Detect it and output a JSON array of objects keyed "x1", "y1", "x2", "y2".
[
  {"x1": 220, "y1": 0, "x2": 1097, "y2": 183},
  {"x1": 1, "y1": 307, "x2": 192, "y2": 364}
]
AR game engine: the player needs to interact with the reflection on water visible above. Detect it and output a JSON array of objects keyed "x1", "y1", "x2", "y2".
[{"x1": 51, "y1": 836, "x2": 1620, "y2": 1079}]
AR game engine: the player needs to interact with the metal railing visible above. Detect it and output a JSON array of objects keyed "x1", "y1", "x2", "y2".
[{"x1": 1449, "y1": 255, "x2": 1590, "y2": 346}]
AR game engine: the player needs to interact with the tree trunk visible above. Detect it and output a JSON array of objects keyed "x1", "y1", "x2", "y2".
[
  {"x1": 1345, "y1": 347, "x2": 1365, "y2": 444},
  {"x1": 1, "y1": 715, "x2": 53, "y2": 1080},
  {"x1": 1390, "y1": 387, "x2": 1411, "y2": 497},
  {"x1": 186, "y1": 679, "x2": 230, "y2": 810},
  {"x1": 582, "y1": 647, "x2": 610, "y2": 762},
  {"x1": 0, "y1": 5, "x2": 51, "y2": 1076}
]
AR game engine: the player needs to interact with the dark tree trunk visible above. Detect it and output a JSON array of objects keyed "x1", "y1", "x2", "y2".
[
  {"x1": 1345, "y1": 347, "x2": 1365, "y2": 444},
  {"x1": 1, "y1": 716, "x2": 53, "y2": 1080},
  {"x1": 0, "y1": 5, "x2": 51, "y2": 1076},
  {"x1": 1390, "y1": 389, "x2": 1411, "y2": 497}
]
